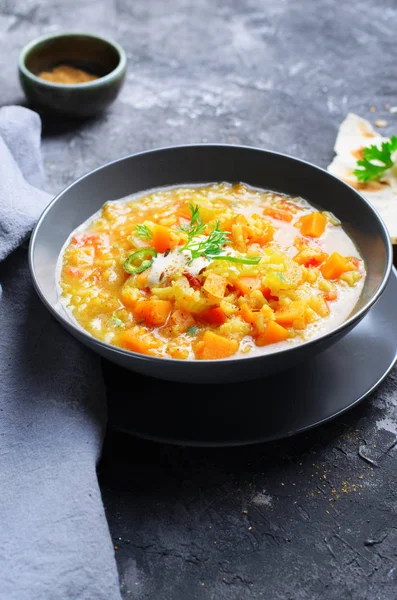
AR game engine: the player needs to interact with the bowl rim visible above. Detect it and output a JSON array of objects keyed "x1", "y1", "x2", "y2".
[
  {"x1": 29, "y1": 143, "x2": 393, "y2": 365},
  {"x1": 18, "y1": 31, "x2": 127, "y2": 89}
]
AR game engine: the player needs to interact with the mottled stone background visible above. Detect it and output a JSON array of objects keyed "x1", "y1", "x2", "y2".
[{"x1": 1, "y1": 0, "x2": 396, "y2": 598}]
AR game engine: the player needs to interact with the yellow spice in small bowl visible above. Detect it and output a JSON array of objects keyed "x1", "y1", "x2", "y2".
[{"x1": 39, "y1": 65, "x2": 98, "y2": 84}]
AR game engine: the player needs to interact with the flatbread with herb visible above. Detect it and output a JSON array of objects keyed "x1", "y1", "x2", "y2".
[{"x1": 328, "y1": 113, "x2": 397, "y2": 243}]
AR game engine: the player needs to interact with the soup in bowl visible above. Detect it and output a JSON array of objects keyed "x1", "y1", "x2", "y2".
[
  {"x1": 30, "y1": 145, "x2": 391, "y2": 383},
  {"x1": 59, "y1": 183, "x2": 365, "y2": 361}
]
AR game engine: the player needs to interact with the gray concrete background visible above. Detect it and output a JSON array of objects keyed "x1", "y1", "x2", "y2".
[
  {"x1": 1, "y1": 0, "x2": 397, "y2": 598},
  {"x1": 1, "y1": 0, "x2": 396, "y2": 190}
]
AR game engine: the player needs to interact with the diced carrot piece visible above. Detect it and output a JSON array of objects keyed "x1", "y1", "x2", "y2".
[
  {"x1": 299, "y1": 212, "x2": 327, "y2": 238},
  {"x1": 133, "y1": 299, "x2": 172, "y2": 326},
  {"x1": 294, "y1": 247, "x2": 328, "y2": 267},
  {"x1": 171, "y1": 309, "x2": 196, "y2": 331},
  {"x1": 320, "y1": 252, "x2": 359, "y2": 280},
  {"x1": 152, "y1": 224, "x2": 179, "y2": 253},
  {"x1": 194, "y1": 331, "x2": 238, "y2": 359},
  {"x1": 121, "y1": 329, "x2": 163, "y2": 356},
  {"x1": 234, "y1": 277, "x2": 261, "y2": 296},
  {"x1": 200, "y1": 306, "x2": 227, "y2": 325},
  {"x1": 203, "y1": 272, "x2": 227, "y2": 298},
  {"x1": 263, "y1": 207, "x2": 293, "y2": 222},
  {"x1": 308, "y1": 296, "x2": 330, "y2": 317},
  {"x1": 240, "y1": 303, "x2": 257, "y2": 324},
  {"x1": 257, "y1": 225, "x2": 275, "y2": 246},
  {"x1": 275, "y1": 301, "x2": 306, "y2": 326},
  {"x1": 255, "y1": 321, "x2": 289, "y2": 346}
]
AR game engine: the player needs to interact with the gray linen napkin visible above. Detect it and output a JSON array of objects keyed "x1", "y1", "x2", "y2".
[{"x1": 0, "y1": 106, "x2": 122, "y2": 600}]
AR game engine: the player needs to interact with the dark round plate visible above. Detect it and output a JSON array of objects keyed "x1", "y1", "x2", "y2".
[{"x1": 106, "y1": 269, "x2": 397, "y2": 447}]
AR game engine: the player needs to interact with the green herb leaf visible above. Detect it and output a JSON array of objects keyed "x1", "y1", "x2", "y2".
[
  {"x1": 181, "y1": 220, "x2": 229, "y2": 260},
  {"x1": 109, "y1": 315, "x2": 124, "y2": 327},
  {"x1": 213, "y1": 255, "x2": 261, "y2": 265},
  {"x1": 277, "y1": 272, "x2": 286, "y2": 282},
  {"x1": 135, "y1": 224, "x2": 153, "y2": 240},
  {"x1": 112, "y1": 243, "x2": 119, "y2": 249},
  {"x1": 186, "y1": 325, "x2": 198, "y2": 336},
  {"x1": 354, "y1": 136, "x2": 397, "y2": 182},
  {"x1": 180, "y1": 204, "x2": 206, "y2": 237}
]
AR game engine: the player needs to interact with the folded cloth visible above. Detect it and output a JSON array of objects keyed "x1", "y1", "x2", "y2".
[{"x1": 0, "y1": 107, "x2": 121, "y2": 600}]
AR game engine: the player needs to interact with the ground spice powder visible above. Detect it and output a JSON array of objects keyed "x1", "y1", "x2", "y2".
[{"x1": 39, "y1": 65, "x2": 98, "y2": 84}]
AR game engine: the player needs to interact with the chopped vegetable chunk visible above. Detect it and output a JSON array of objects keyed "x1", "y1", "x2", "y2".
[
  {"x1": 134, "y1": 299, "x2": 172, "y2": 326},
  {"x1": 255, "y1": 321, "x2": 289, "y2": 346},
  {"x1": 263, "y1": 207, "x2": 293, "y2": 222},
  {"x1": 321, "y1": 252, "x2": 359, "y2": 280},
  {"x1": 200, "y1": 306, "x2": 227, "y2": 325},
  {"x1": 121, "y1": 328, "x2": 164, "y2": 356},
  {"x1": 299, "y1": 212, "x2": 327, "y2": 238},
  {"x1": 203, "y1": 272, "x2": 227, "y2": 298},
  {"x1": 194, "y1": 331, "x2": 239, "y2": 359},
  {"x1": 152, "y1": 225, "x2": 179, "y2": 253}
]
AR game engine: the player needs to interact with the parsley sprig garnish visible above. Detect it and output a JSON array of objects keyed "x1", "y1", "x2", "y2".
[
  {"x1": 135, "y1": 224, "x2": 152, "y2": 240},
  {"x1": 182, "y1": 219, "x2": 228, "y2": 259},
  {"x1": 180, "y1": 204, "x2": 206, "y2": 237},
  {"x1": 179, "y1": 204, "x2": 261, "y2": 265},
  {"x1": 354, "y1": 136, "x2": 397, "y2": 182}
]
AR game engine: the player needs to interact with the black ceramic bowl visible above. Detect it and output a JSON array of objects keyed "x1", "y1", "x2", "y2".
[
  {"x1": 19, "y1": 32, "x2": 127, "y2": 117},
  {"x1": 29, "y1": 145, "x2": 392, "y2": 383}
]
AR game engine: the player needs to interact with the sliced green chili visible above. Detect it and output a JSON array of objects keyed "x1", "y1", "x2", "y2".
[
  {"x1": 212, "y1": 255, "x2": 261, "y2": 265},
  {"x1": 123, "y1": 248, "x2": 157, "y2": 274}
]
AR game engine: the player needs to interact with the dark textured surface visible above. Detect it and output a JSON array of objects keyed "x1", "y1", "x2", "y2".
[{"x1": 2, "y1": 0, "x2": 397, "y2": 598}]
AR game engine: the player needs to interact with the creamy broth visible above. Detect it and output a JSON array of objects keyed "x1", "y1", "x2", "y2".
[{"x1": 58, "y1": 183, "x2": 365, "y2": 360}]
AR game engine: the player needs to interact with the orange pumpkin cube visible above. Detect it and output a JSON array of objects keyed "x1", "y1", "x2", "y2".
[
  {"x1": 200, "y1": 306, "x2": 227, "y2": 325},
  {"x1": 255, "y1": 321, "x2": 289, "y2": 346},
  {"x1": 234, "y1": 277, "x2": 261, "y2": 295},
  {"x1": 152, "y1": 225, "x2": 179, "y2": 253},
  {"x1": 275, "y1": 301, "x2": 306, "y2": 327},
  {"x1": 194, "y1": 331, "x2": 238, "y2": 359},
  {"x1": 133, "y1": 299, "x2": 172, "y2": 327},
  {"x1": 263, "y1": 207, "x2": 293, "y2": 222},
  {"x1": 294, "y1": 247, "x2": 328, "y2": 267},
  {"x1": 239, "y1": 303, "x2": 257, "y2": 324},
  {"x1": 203, "y1": 272, "x2": 227, "y2": 298},
  {"x1": 320, "y1": 252, "x2": 359, "y2": 280},
  {"x1": 171, "y1": 309, "x2": 196, "y2": 332},
  {"x1": 299, "y1": 212, "x2": 327, "y2": 238},
  {"x1": 121, "y1": 329, "x2": 163, "y2": 356}
]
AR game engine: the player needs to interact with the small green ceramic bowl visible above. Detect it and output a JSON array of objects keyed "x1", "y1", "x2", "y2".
[{"x1": 19, "y1": 32, "x2": 127, "y2": 118}]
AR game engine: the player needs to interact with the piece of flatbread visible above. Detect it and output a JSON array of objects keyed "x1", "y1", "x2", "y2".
[{"x1": 327, "y1": 113, "x2": 397, "y2": 243}]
